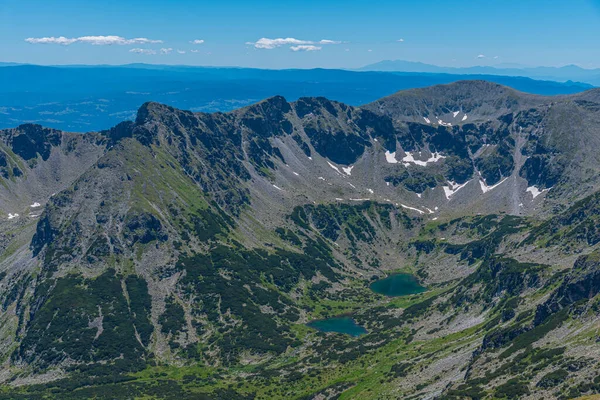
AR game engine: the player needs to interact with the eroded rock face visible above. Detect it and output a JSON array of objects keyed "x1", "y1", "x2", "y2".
[
  {"x1": 31, "y1": 213, "x2": 57, "y2": 256},
  {"x1": 9, "y1": 124, "x2": 62, "y2": 161},
  {"x1": 520, "y1": 154, "x2": 565, "y2": 188},
  {"x1": 0, "y1": 150, "x2": 9, "y2": 179},
  {"x1": 124, "y1": 212, "x2": 168, "y2": 245}
]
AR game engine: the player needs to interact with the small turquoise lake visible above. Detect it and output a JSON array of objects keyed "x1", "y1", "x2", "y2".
[
  {"x1": 370, "y1": 273, "x2": 427, "y2": 297},
  {"x1": 307, "y1": 317, "x2": 367, "y2": 337}
]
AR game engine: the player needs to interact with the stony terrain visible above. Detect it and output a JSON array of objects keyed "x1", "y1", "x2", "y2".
[{"x1": 1, "y1": 80, "x2": 600, "y2": 399}]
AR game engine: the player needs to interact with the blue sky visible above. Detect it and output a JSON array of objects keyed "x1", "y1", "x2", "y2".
[{"x1": 1, "y1": 0, "x2": 600, "y2": 69}]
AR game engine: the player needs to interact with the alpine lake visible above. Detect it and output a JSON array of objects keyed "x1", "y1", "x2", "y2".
[{"x1": 307, "y1": 273, "x2": 427, "y2": 336}]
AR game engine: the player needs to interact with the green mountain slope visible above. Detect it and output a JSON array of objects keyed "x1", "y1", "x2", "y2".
[{"x1": 1, "y1": 81, "x2": 600, "y2": 399}]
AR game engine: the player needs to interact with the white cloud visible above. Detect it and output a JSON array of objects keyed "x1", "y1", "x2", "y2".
[
  {"x1": 248, "y1": 37, "x2": 311, "y2": 49},
  {"x1": 247, "y1": 37, "x2": 342, "y2": 49},
  {"x1": 190, "y1": 39, "x2": 205, "y2": 45},
  {"x1": 493, "y1": 56, "x2": 499, "y2": 59},
  {"x1": 368, "y1": 49, "x2": 373, "y2": 52},
  {"x1": 318, "y1": 39, "x2": 341, "y2": 45},
  {"x1": 477, "y1": 54, "x2": 486, "y2": 59},
  {"x1": 129, "y1": 48, "x2": 157, "y2": 55},
  {"x1": 290, "y1": 45, "x2": 321, "y2": 52},
  {"x1": 25, "y1": 35, "x2": 162, "y2": 46},
  {"x1": 190, "y1": 49, "x2": 200, "y2": 53},
  {"x1": 177, "y1": 49, "x2": 186, "y2": 54},
  {"x1": 397, "y1": 38, "x2": 405, "y2": 42},
  {"x1": 25, "y1": 36, "x2": 77, "y2": 45},
  {"x1": 160, "y1": 48, "x2": 173, "y2": 54}
]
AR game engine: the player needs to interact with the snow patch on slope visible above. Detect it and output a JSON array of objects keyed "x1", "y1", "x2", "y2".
[
  {"x1": 479, "y1": 177, "x2": 508, "y2": 193},
  {"x1": 527, "y1": 186, "x2": 550, "y2": 199},
  {"x1": 402, "y1": 151, "x2": 446, "y2": 167},
  {"x1": 385, "y1": 150, "x2": 398, "y2": 164},
  {"x1": 442, "y1": 181, "x2": 469, "y2": 199},
  {"x1": 342, "y1": 166, "x2": 354, "y2": 176},
  {"x1": 400, "y1": 204, "x2": 425, "y2": 214},
  {"x1": 386, "y1": 149, "x2": 446, "y2": 166},
  {"x1": 327, "y1": 161, "x2": 341, "y2": 173}
]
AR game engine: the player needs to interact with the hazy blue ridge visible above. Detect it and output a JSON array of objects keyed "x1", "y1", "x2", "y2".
[{"x1": 0, "y1": 64, "x2": 593, "y2": 132}]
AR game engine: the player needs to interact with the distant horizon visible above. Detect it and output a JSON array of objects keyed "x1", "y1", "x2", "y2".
[
  {"x1": 2, "y1": 59, "x2": 600, "y2": 71},
  {"x1": 2, "y1": 0, "x2": 600, "y2": 69},
  {"x1": 1, "y1": 63, "x2": 593, "y2": 133}
]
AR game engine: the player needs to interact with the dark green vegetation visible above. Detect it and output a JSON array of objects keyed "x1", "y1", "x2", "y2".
[
  {"x1": 6, "y1": 202, "x2": 597, "y2": 400},
  {"x1": 13, "y1": 270, "x2": 150, "y2": 372},
  {"x1": 175, "y1": 240, "x2": 339, "y2": 358},
  {"x1": 369, "y1": 273, "x2": 427, "y2": 297},
  {"x1": 290, "y1": 201, "x2": 413, "y2": 244},
  {"x1": 524, "y1": 190, "x2": 600, "y2": 250},
  {"x1": 3, "y1": 81, "x2": 600, "y2": 399}
]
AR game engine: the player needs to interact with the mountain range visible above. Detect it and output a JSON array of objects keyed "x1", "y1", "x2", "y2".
[
  {"x1": 359, "y1": 60, "x2": 600, "y2": 86},
  {"x1": 0, "y1": 64, "x2": 593, "y2": 133},
  {"x1": 1, "y1": 80, "x2": 600, "y2": 399}
]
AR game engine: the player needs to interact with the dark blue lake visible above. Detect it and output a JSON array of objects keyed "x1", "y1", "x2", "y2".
[
  {"x1": 370, "y1": 273, "x2": 427, "y2": 297},
  {"x1": 307, "y1": 316, "x2": 367, "y2": 337}
]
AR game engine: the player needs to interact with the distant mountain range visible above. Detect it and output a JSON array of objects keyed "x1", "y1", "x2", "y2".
[
  {"x1": 359, "y1": 59, "x2": 600, "y2": 86},
  {"x1": 0, "y1": 64, "x2": 593, "y2": 132}
]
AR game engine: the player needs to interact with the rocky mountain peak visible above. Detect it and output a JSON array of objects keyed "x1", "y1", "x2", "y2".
[
  {"x1": 364, "y1": 80, "x2": 544, "y2": 124},
  {"x1": 135, "y1": 101, "x2": 176, "y2": 125},
  {"x1": 131, "y1": 101, "x2": 200, "y2": 146}
]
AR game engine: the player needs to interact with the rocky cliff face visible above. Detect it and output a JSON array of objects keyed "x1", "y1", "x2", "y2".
[
  {"x1": 536, "y1": 251, "x2": 600, "y2": 323},
  {"x1": 2, "y1": 81, "x2": 600, "y2": 399},
  {"x1": 0, "y1": 124, "x2": 105, "y2": 215}
]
